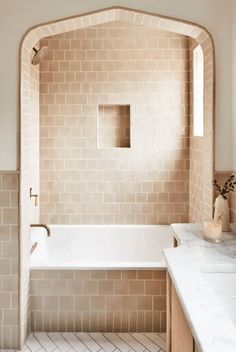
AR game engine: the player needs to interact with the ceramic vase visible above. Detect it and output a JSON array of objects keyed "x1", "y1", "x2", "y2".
[{"x1": 214, "y1": 195, "x2": 230, "y2": 232}]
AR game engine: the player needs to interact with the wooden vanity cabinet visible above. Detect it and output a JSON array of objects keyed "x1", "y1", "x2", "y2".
[{"x1": 167, "y1": 271, "x2": 198, "y2": 352}]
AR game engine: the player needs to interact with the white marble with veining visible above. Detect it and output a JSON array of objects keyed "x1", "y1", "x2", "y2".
[{"x1": 164, "y1": 224, "x2": 236, "y2": 352}]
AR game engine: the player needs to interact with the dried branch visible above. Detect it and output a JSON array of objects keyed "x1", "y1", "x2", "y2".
[{"x1": 212, "y1": 174, "x2": 236, "y2": 200}]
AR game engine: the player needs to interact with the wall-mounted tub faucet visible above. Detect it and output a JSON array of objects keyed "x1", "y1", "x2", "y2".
[{"x1": 30, "y1": 224, "x2": 51, "y2": 237}]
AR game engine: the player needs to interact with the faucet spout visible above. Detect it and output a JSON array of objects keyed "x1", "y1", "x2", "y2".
[{"x1": 30, "y1": 224, "x2": 51, "y2": 237}]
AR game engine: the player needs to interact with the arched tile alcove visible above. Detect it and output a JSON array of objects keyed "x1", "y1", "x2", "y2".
[{"x1": 19, "y1": 6, "x2": 215, "y2": 347}]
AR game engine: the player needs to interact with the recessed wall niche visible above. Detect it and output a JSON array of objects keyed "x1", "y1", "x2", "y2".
[{"x1": 98, "y1": 104, "x2": 131, "y2": 148}]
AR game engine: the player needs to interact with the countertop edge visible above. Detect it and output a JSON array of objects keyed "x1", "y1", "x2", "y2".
[{"x1": 164, "y1": 223, "x2": 236, "y2": 352}]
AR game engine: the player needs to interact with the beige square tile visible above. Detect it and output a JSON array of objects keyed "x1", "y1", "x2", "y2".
[
  {"x1": 43, "y1": 296, "x2": 59, "y2": 310},
  {"x1": 98, "y1": 281, "x2": 113, "y2": 295},
  {"x1": 82, "y1": 281, "x2": 98, "y2": 295},
  {"x1": 122, "y1": 296, "x2": 138, "y2": 311},
  {"x1": 2, "y1": 174, "x2": 18, "y2": 191},
  {"x1": 130, "y1": 281, "x2": 144, "y2": 295},
  {"x1": 59, "y1": 296, "x2": 74, "y2": 310},
  {"x1": 106, "y1": 296, "x2": 122, "y2": 311},
  {"x1": 145, "y1": 281, "x2": 161, "y2": 295},
  {"x1": 106, "y1": 270, "x2": 121, "y2": 279},
  {"x1": 90, "y1": 271, "x2": 106, "y2": 280},
  {"x1": 153, "y1": 296, "x2": 166, "y2": 311},
  {"x1": 138, "y1": 271, "x2": 153, "y2": 280},
  {"x1": 114, "y1": 281, "x2": 130, "y2": 295},
  {"x1": 138, "y1": 296, "x2": 152, "y2": 310},
  {"x1": 75, "y1": 296, "x2": 89, "y2": 311},
  {"x1": 90, "y1": 296, "x2": 105, "y2": 311}
]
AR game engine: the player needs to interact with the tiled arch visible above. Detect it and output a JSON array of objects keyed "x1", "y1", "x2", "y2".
[
  {"x1": 21, "y1": 7, "x2": 213, "y2": 50},
  {"x1": 19, "y1": 6, "x2": 215, "y2": 348}
]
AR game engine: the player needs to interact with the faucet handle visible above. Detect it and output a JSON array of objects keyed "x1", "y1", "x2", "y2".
[{"x1": 30, "y1": 187, "x2": 38, "y2": 207}]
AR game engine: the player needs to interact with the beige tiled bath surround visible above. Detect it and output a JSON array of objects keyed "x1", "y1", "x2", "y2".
[
  {"x1": 38, "y1": 16, "x2": 214, "y2": 226},
  {"x1": 0, "y1": 172, "x2": 19, "y2": 348},
  {"x1": 39, "y1": 22, "x2": 190, "y2": 225},
  {"x1": 19, "y1": 6, "x2": 215, "y2": 347},
  {"x1": 30, "y1": 270, "x2": 166, "y2": 332}
]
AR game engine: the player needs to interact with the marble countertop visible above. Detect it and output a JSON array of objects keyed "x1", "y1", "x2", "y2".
[{"x1": 164, "y1": 223, "x2": 236, "y2": 352}]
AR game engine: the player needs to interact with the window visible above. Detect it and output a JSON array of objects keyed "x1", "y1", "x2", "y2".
[{"x1": 193, "y1": 45, "x2": 204, "y2": 137}]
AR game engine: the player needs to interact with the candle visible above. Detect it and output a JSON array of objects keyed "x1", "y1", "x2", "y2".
[{"x1": 203, "y1": 219, "x2": 222, "y2": 242}]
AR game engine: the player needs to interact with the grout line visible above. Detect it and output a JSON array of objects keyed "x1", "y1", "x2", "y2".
[
  {"x1": 26, "y1": 335, "x2": 46, "y2": 352},
  {"x1": 140, "y1": 334, "x2": 162, "y2": 352},
  {"x1": 33, "y1": 333, "x2": 58, "y2": 352},
  {"x1": 87, "y1": 334, "x2": 107, "y2": 352},
  {"x1": 103, "y1": 333, "x2": 132, "y2": 352},
  {"x1": 156, "y1": 334, "x2": 165, "y2": 343},
  {"x1": 100, "y1": 333, "x2": 120, "y2": 352},
  {"x1": 117, "y1": 334, "x2": 145, "y2": 352},
  {"x1": 130, "y1": 335, "x2": 153, "y2": 352},
  {"x1": 115, "y1": 335, "x2": 133, "y2": 352},
  {"x1": 44, "y1": 333, "x2": 55, "y2": 349},
  {"x1": 75, "y1": 333, "x2": 100, "y2": 352},
  {"x1": 45, "y1": 333, "x2": 72, "y2": 352},
  {"x1": 143, "y1": 334, "x2": 164, "y2": 352},
  {"x1": 61, "y1": 333, "x2": 87, "y2": 352}
]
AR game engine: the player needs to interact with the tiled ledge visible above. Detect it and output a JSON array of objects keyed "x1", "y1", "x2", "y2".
[{"x1": 0, "y1": 170, "x2": 19, "y2": 174}]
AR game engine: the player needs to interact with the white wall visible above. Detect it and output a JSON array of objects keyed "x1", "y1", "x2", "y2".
[
  {"x1": 231, "y1": 1, "x2": 236, "y2": 171},
  {"x1": 0, "y1": 0, "x2": 232, "y2": 170}
]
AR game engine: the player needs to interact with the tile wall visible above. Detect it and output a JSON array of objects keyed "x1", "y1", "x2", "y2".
[
  {"x1": 30, "y1": 269, "x2": 166, "y2": 333},
  {"x1": 39, "y1": 21, "x2": 190, "y2": 225},
  {"x1": 0, "y1": 172, "x2": 19, "y2": 348}
]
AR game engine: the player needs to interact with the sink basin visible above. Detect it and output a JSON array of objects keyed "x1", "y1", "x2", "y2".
[
  {"x1": 216, "y1": 296, "x2": 236, "y2": 326},
  {"x1": 203, "y1": 270, "x2": 236, "y2": 326},
  {"x1": 204, "y1": 272, "x2": 236, "y2": 295},
  {"x1": 201, "y1": 264, "x2": 236, "y2": 273}
]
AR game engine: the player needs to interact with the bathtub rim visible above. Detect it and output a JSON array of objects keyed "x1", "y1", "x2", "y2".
[
  {"x1": 39, "y1": 224, "x2": 173, "y2": 229},
  {"x1": 30, "y1": 261, "x2": 168, "y2": 270}
]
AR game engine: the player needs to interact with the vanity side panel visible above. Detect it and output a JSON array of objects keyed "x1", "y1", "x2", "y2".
[
  {"x1": 171, "y1": 283, "x2": 194, "y2": 352},
  {"x1": 166, "y1": 271, "x2": 172, "y2": 352}
]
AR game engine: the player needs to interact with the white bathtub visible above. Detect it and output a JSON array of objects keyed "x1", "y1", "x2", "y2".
[{"x1": 30, "y1": 225, "x2": 173, "y2": 270}]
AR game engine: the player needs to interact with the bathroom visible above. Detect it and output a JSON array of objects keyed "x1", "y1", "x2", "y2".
[{"x1": 0, "y1": 1, "x2": 236, "y2": 351}]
